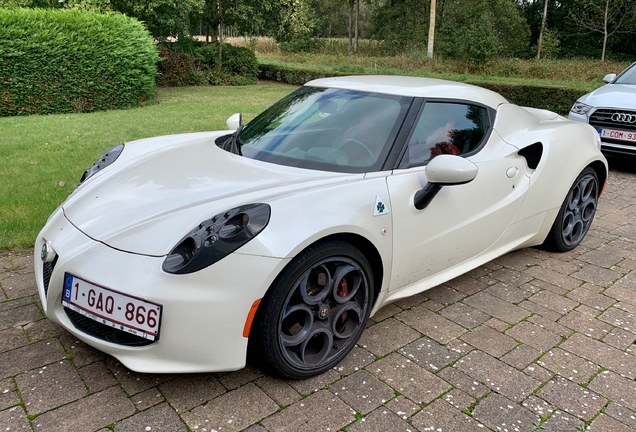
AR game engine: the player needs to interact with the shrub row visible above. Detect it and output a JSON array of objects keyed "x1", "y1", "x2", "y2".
[
  {"x1": 258, "y1": 63, "x2": 586, "y2": 113},
  {"x1": 0, "y1": 8, "x2": 158, "y2": 116},
  {"x1": 157, "y1": 40, "x2": 258, "y2": 87}
]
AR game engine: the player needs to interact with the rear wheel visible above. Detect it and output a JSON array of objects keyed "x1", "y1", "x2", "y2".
[
  {"x1": 542, "y1": 167, "x2": 599, "y2": 252},
  {"x1": 251, "y1": 240, "x2": 373, "y2": 379}
]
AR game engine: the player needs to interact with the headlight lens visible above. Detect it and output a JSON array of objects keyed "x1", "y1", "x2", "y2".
[
  {"x1": 570, "y1": 102, "x2": 593, "y2": 115},
  {"x1": 162, "y1": 203, "x2": 271, "y2": 274},
  {"x1": 77, "y1": 144, "x2": 125, "y2": 188}
]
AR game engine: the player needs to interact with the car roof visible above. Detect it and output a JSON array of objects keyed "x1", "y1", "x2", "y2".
[{"x1": 306, "y1": 75, "x2": 509, "y2": 110}]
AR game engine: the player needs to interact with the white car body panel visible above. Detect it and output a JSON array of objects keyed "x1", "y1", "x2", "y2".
[{"x1": 35, "y1": 76, "x2": 607, "y2": 373}]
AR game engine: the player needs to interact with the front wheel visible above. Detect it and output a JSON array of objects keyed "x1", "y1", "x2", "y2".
[
  {"x1": 542, "y1": 167, "x2": 599, "y2": 252},
  {"x1": 250, "y1": 241, "x2": 374, "y2": 379}
]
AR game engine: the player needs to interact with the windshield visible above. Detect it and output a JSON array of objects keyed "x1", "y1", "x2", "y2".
[
  {"x1": 237, "y1": 86, "x2": 411, "y2": 173},
  {"x1": 615, "y1": 63, "x2": 636, "y2": 85}
]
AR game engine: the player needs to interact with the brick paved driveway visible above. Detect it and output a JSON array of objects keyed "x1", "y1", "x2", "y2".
[{"x1": 2, "y1": 162, "x2": 635, "y2": 432}]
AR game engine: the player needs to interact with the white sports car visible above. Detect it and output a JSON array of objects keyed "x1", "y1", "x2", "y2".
[{"x1": 35, "y1": 76, "x2": 607, "y2": 379}]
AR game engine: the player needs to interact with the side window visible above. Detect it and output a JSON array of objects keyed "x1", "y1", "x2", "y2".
[{"x1": 407, "y1": 102, "x2": 489, "y2": 167}]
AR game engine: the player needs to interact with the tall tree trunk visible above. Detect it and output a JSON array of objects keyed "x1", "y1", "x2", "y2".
[
  {"x1": 537, "y1": 0, "x2": 549, "y2": 59},
  {"x1": 348, "y1": 0, "x2": 353, "y2": 53},
  {"x1": 218, "y1": 1, "x2": 223, "y2": 71},
  {"x1": 354, "y1": 0, "x2": 359, "y2": 53},
  {"x1": 427, "y1": 0, "x2": 436, "y2": 58},
  {"x1": 602, "y1": 0, "x2": 609, "y2": 61}
]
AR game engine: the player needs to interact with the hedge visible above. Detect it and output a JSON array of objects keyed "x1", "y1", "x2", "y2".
[
  {"x1": 0, "y1": 8, "x2": 159, "y2": 116},
  {"x1": 258, "y1": 63, "x2": 586, "y2": 114}
]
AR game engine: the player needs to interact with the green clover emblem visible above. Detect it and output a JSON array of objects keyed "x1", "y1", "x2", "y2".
[{"x1": 376, "y1": 202, "x2": 385, "y2": 213}]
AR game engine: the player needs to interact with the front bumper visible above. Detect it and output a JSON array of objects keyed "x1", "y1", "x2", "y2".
[
  {"x1": 568, "y1": 111, "x2": 636, "y2": 156},
  {"x1": 34, "y1": 208, "x2": 288, "y2": 373}
]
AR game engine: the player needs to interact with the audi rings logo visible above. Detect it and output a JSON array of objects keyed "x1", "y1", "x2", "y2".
[{"x1": 611, "y1": 113, "x2": 636, "y2": 124}]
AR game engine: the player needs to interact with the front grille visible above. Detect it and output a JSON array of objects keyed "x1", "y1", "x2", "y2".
[
  {"x1": 589, "y1": 109, "x2": 636, "y2": 132},
  {"x1": 42, "y1": 256, "x2": 58, "y2": 298},
  {"x1": 64, "y1": 307, "x2": 154, "y2": 347}
]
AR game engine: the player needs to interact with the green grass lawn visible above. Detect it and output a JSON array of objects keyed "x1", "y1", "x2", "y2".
[{"x1": 0, "y1": 84, "x2": 297, "y2": 251}]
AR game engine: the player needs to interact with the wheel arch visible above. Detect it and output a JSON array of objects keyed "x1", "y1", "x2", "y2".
[{"x1": 588, "y1": 160, "x2": 607, "y2": 196}]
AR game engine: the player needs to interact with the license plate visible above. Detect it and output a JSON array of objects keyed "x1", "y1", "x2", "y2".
[
  {"x1": 599, "y1": 128, "x2": 636, "y2": 143},
  {"x1": 62, "y1": 273, "x2": 162, "y2": 341}
]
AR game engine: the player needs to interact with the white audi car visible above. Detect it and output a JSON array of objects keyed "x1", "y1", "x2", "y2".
[
  {"x1": 35, "y1": 76, "x2": 607, "y2": 379},
  {"x1": 568, "y1": 61, "x2": 636, "y2": 156}
]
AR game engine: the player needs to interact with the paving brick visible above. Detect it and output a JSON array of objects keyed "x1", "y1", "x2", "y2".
[
  {"x1": 560, "y1": 333, "x2": 636, "y2": 378},
  {"x1": 589, "y1": 370, "x2": 636, "y2": 412},
  {"x1": 599, "y1": 306, "x2": 636, "y2": 333},
  {"x1": 442, "y1": 388, "x2": 475, "y2": 411},
  {"x1": 0, "y1": 273, "x2": 37, "y2": 299},
  {"x1": 0, "y1": 297, "x2": 32, "y2": 313},
  {"x1": 521, "y1": 395, "x2": 555, "y2": 418},
  {"x1": 159, "y1": 374, "x2": 225, "y2": 413},
  {"x1": 358, "y1": 318, "x2": 421, "y2": 356},
  {"x1": 572, "y1": 264, "x2": 623, "y2": 286},
  {"x1": 60, "y1": 333, "x2": 105, "y2": 367},
  {"x1": 540, "y1": 410, "x2": 585, "y2": 432},
  {"x1": 605, "y1": 285, "x2": 636, "y2": 307},
  {"x1": 346, "y1": 407, "x2": 414, "y2": 432},
  {"x1": 423, "y1": 285, "x2": 465, "y2": 305},
  {"x1": 131, "y1": 387, "x2": 164, "y2": 411},
  {"x1": 334, "y1": 346, "x2": 376, "y2": 375},
  {"x1": 254, "y1": 376, "x2": 301, "y2": 407},
  {"x1": 567, "y1": 286, "x2": 615, "y2": 310},
  {"x1": 519, "y1": 300, "x2": 563, "y2": 321},
  {"x1": 461, "y1": 325, "x2": 517, "y2": 357},
  {"x1": 0, "y1": 340, "x2": 66, "y2": 379},
  {"x1": 78, "y1": 361, "x2": 117, "y2": 393},
  {"x1": 455, "y1": 350, "x2": 539, "y2": 401},
  {"x1": 0, "y1": 406, "x2": 32, "y2": 431},
  {"x1": 540, "y1": 257, "x2": 585, "y2": 275},
  {"x1": 396, "y1": 307, "x2": 465, "y2": 344},
  {"x1": 528, "y1": 290, "x2": 578, "y2": 315},
  {"x1": 489, "y1": 267, "x2": 535, "y2": 287},
  {"x1": 106, "y1": 358, "x2": 172, "y2": 395},
  {"x1": 329, "y1": 371, "x2": 394, "y2": 415},
  {"x1": 412, "y1": 399, "x2": 486, "y2": 432},
  {"x1": 588, "y1": 413, "x2": 634, "y2": 432},
  {"x1": 605, "y1": 402, "x2": 636, "y2": 430},
  {"x1": 524, "y1": 266, "x2": 582, "y2": 291},
  {"x1": 369, "y1": 353, "x2": 451, "y2": 404},
  {"x1": 17, "y1": 360, "x2": 86, "y2": 415},
  {"x1": 114, "y1": 403, "x2": 187, "y2": 432},
  {"x1": 288, "y1": 369, "x2": 340, "y2": 396},
  {"x1": 385, "y1": 395, "x2": 420, "y2": 419},
  {"x1": 261, "y1": 390, "x2": 355, "y2": 432},
  {"x1": 614, "y1": 271, "x2": 636, "y2": 290},
  {"x1": 536, "y1": 348, "x2": 599, "y2": 384},
  {"x1": 0, "y1": 327, "x2": 28, "y2": 352},
  {"x1": 506, "y1": 321, "x2": 562, "y2": 352},
  {"x1": 0, "y1": 303, "x2": 42, "y2": 331},
  {"x1": 218, "y1": 366, "x2": 261, "y2": 390},
  {"x1": 184, "y1": 383, "x2": 278, "y2": 432},
  {"x1": 439, "y1": 302, "x2": 490, "y2": 328},
  {"x1": 523, "y1": 363, "x2": 554, "y2": 382},
  {"x1": 0, "y1": 378, "x2": 20, "y2": 411},
  {"x1": 524, "y1": 277, "x2": 569, "y2": 295},
  {"x1": 34, "y1": 386, "x2": 135, "y2": 432},
  {"x1": 579, "y1": 249, "x2": 626, "y2": 269},
  {"x1": 501, "y1": 344, "x2": 540, "y2": 369},
  {"x1": 603, "y1": 327, "x2": 636, "y2": 350},
  {"x1": 445, "y1": 274, "x2": 487, "y2": 295},
  {"x1": 558, "y1": 310, "x2": 613, "y2": 339},
  {"x1": 370, "y1": 303, "x2": 402, "y2": 322},
  {"x1": 399, "y1": 337, "x2": 460, "y2": 372},
  {"x1": 483, "y1": 282, "x2": 535, "y2": 304},
  {"x1": 23, "y1": 319, "x2": 64, "y2": 342},
  {"x1": 494, "y1": 249, "x2": 543, "y2": 271},
  {"x1": 462, "y1": 292, "x2": 530, "y2": 324},
  {"x1": 527, "y1": 314, "x2": 572, "y2": 337},
  {"x1": 420, "y1": 299, "x2": 444, "y2": 311},
  {"x1": 473, "y1": 393, "x2": 539, "y2": 432},
  {"x1": 537, "y1": 376, "x2": 606, "y2": 421},
  {"x1": 392, "y1": 293, "x2": 427, "y2": 310},
  {"x1": 437, "y1": 366, "x2": 488, "y2": 399}
]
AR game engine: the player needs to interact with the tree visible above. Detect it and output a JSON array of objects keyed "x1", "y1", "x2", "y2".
[
  {"x1": 570, "y1": 0, "x2": 636, "y2": 60},
  {"x1": 536, "y1": 0, "x2": 549, "y2": 59}
]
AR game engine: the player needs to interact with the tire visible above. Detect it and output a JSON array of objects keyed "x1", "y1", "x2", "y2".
[
  {"x1": 250, "y1": 240, "x2": 374, "y2": 380},
  {"x1": 542, "y1": 167, "x2": 599, "y2": 252}
]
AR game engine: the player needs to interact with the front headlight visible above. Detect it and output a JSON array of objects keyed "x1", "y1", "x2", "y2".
[
  {"x1": 77, "y1": 144, "x2": 125, "y2": 188},
  {"x1": 570, "y1": 102, "x2": 593, "y2": 115},
  {"x1": 162, "y1": 203, "x2": 271, "y2": 274}
]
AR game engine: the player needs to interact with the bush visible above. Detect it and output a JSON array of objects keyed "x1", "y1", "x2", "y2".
[
  {"x1": 0, "y1": 8, "x2": 159, "y2": 116},
  {"x1": 158, "y1": 40, "x2": 258, "y2": 86},
  {"x1": 258, "y1": 63, "x2": 585, "y2": 113}
]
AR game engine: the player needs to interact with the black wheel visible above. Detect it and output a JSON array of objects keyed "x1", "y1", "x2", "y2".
[
  {"x1": 250, "y1": 240, "x2": 374, "y2": 379},
  {"x1": 542, "y1": 167, "x2": 599, "y2": 252}
]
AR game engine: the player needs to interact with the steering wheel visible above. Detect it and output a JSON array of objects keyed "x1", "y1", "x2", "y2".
[{"x1": 334, "y1": 138, "x2": 375, "y2": 164}]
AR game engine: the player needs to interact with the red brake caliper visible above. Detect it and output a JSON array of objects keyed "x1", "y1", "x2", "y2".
[{"x1": 337, "y1": 279, "x2": 349, "y2": 321}]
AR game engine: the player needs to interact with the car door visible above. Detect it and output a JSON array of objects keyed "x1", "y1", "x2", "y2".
[{"x1": 386, "y1": 100, "x2": 530, "y2": 291}]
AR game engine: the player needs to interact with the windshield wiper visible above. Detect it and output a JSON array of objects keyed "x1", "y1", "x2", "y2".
[{"x1": 227, "y1": 125, "x2": 245, "y2": 156}]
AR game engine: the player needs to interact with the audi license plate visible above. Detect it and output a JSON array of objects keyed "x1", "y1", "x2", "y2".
[
  {"x1": 599, "y1": 128, "x2": 636, "y2": 143},
  {"x1": 62, "y1": 273, "x2": 162, "y2": 341}
]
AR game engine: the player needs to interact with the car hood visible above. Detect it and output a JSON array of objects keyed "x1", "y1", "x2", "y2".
[
  {"x1": 63, "y1": 132, "x2": 355, "y2": 256},
  {"x1": 579, "y1": 84, "x2": 636, "y2": 110}
]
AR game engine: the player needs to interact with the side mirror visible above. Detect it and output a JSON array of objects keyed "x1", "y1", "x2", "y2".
[
  {"x1": 602, "y1": 73, "x2": 616, "y2": 83},
  {"x1": 414, "y1": 155, "x2": 478, "y2": 210},
  {"x1": 226, "y1": 113, "x2": 242, "y2": 131}
]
